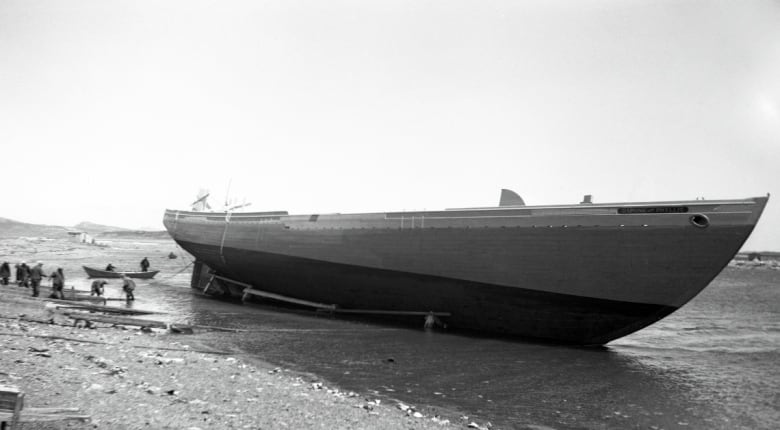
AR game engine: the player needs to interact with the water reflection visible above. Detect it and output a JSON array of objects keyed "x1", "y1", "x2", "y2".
[{"x1": 182, "y1": 296, "x2": 721, "y2": 429}]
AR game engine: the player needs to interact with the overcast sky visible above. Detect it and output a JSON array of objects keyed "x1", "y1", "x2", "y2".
[{"x1": 1, "y1": 0, "x2": 778, "y2": 251}]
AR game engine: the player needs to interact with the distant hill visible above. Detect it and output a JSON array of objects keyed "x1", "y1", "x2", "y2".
[
  {"x1": 73, "y1": 221, "x2": 129, "y2": 234},
  {"x1": 71, "y1": 221, "x2": 168, "y2": 239},
  {"x1": 96, "y1": 230, "x2": 170, "y2": 239},
  {"x1": 0, "y1": 217, "x2": 70, "y2": 238},
  {"x1": 0, "y1": 217, "x2": 168, "y2": 240}
]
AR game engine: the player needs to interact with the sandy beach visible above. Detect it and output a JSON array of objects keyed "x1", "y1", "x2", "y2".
[{"x1": 0, "y1": 236, "x2": 479, "y2": 430}]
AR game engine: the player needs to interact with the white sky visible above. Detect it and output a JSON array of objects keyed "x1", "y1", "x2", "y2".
[{"x1": 1, "y1": 0, "x2": 778, "y2": 251}]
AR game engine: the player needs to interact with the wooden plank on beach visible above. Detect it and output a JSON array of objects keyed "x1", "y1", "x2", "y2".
[
  {"x1": 60, "y1": 311, "x2": 243, "y2": 332},
  {"x1": 0, "y1": 411, "x2": 91, "y2": 423},
  {"x1": 62, "y1": 312, "x2": 167, "y2": 329},
  {"x1": 44, "y1": 299, "x2": 160, "y2": 315}
]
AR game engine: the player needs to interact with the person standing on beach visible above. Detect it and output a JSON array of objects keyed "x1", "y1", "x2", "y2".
[
  {"x1": 49, "y1": 267, "x2": 65, "y2": 299},
  {"x1": 91, "y1": 279, "x2": 107, "y2": 296},
  {"x1": 17, "y1": 261, "x2": 30, "y2": 288},
  {"x1": 0, "y1": 262, "x2": 10, "y2": 285},
  {"x1": 29, "y1": 262, "x2": 46, "y2": 297},
  {"x1": 140, "y1": 257, "x2": 150, "y2": 272},
  {"x1": 120, "y1": 274, "x2": 136, "y2": 301}
]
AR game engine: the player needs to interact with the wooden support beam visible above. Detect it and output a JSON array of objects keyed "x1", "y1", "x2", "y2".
[
  {"x1": 242, "y1": 288, "x2": 337, "y2": 311},
  {"x1": 330, "y1": 309, "x2": 451, "y2": 317},
  {"x1": 214, "y1": 275, "x2": 252, "y2": 289},
  {"x1": 202, "y1": 275, "x2": 215, "y2": 294}
]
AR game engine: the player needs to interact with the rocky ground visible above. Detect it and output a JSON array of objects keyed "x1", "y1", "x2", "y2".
[
  {"x1": 0, "y1": 236, "x2": 486, "y2": 430},
  {"x1": 0, "y1": 293, "x2": 472, "y2": 430}
]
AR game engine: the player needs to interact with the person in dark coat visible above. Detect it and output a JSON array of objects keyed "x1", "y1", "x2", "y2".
[
  {"x1": 17, "y1": 262, "x2": 31, "y2": 288},
  {"x1": 49, "y1": 267, "x2": 65, "y2": 299},
  {"x1": 91, "y1": 280, "x2": 107, "y2": 296},
  {"x1": 140, "y1": 257, "x2": 150, "y2": 272},
  {"x1": 120, "y1": 274, "x2": 136, "y2": 301},
  {"x1": 29, "y1": 262, "x2": 46, "y2": 297},
  {"x1": 105, "y1": 263, "x2": 115, "y2": 272},
  {"x1": 0, "y1": 262, "x2": 10, "y2": 285}
]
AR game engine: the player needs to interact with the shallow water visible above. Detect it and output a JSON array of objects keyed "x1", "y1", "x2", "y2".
[
  {"x1": 131, "y1": 265, "x2": 779, "y2": 430},
  {"x1": 7, "y1": 239, "x2": 778, "y2": 429}
]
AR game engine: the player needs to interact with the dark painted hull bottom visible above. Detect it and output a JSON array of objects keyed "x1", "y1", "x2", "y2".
[{"x1": 181, "y1": 240, "x2": 676, "y2": 345}]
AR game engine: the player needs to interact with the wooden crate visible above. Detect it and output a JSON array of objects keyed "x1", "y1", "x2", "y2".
[
  {"x1": 0, "y1": 385, "x2": 23, "y2": 429},
  {"x1": 0, "y1": 385, "x2": 22, "y2": 412}
]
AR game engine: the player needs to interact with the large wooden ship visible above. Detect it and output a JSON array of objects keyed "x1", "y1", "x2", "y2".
[{"x1": 163, "y1": 190, "x2": 768, "y2": 345}]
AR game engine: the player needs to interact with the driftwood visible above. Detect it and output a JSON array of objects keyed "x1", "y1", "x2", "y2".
[
  {"x1": 0, "y1": 409, "x2": 91, "y2": 423},
  {"x1": 60, "y1": 311, "x2": 244, "y2": 333},
  {"x1": 61, "y1": 312, "x2": 167, "y2": 329}
]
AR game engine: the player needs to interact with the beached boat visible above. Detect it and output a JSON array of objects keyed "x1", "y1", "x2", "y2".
[
  {"x1": 162, "y1": 190, "x2": 768, "y2": 345},
  {"x1": 82, "y1": 266, "x2": 159, "y2": 279}
]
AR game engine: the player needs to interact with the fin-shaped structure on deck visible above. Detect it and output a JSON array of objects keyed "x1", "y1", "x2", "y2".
[{"x1": 499, "y1": 189, "x2": 525, "y2": 206}]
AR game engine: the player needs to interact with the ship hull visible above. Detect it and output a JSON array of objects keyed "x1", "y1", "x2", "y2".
[
  {"x1": 164, "y1": 196, "x2": 768, "y2": 344},
  {"x1": 182, "y1": 239, "x2": 677, "y2": 344}
]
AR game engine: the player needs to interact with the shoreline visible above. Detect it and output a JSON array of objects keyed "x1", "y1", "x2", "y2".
[{"x1": 0, "y1": 290, "x2": 485, "y2": 429}]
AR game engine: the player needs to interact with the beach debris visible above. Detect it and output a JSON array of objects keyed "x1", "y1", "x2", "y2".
[
  {"x1": 151, "y1": 356, "x2": 185, "y2": 365},
  {"x1": 86, "y1": 383, "x2": 104, "y2": 392},
  {"x1": 167, "y1": 323, "x2": 194, "y2": 334},
  {"x1": 105, "y1": 365, "x2": 127, "y2": 376},
  {"x1": 84, "y1": 355, "x2": 110, "y2": 368},
  {"x1": 431, "y1": 416, "x2": 450, "y2": 425}
]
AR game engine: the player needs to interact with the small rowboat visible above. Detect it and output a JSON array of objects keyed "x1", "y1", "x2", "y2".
[{"x1": 82, "y1": 266, "x2": 159, "y2": 279}]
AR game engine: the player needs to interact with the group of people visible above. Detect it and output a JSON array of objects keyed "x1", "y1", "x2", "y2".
[
  {"x1": 0, "y1": 260, "x2": 68, "y2": 299},
  {"x1": 0, "y1": 258, "x2": 148, "y2": 302},
  {"x1": 89, "y1": 276, "x2": 134, "y2": 301},
  {"x1": 104, "y1": 257, "x2": 150, "y2": 273}
]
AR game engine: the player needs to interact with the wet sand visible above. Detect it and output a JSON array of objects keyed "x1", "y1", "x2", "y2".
[{"x1": 0, "y1": 236, "x2": 476, "y2": 429}]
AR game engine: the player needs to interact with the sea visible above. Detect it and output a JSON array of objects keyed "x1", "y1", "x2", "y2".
[{"x1": 79, "y1": 253, "x2": 780, "y2": 430}]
